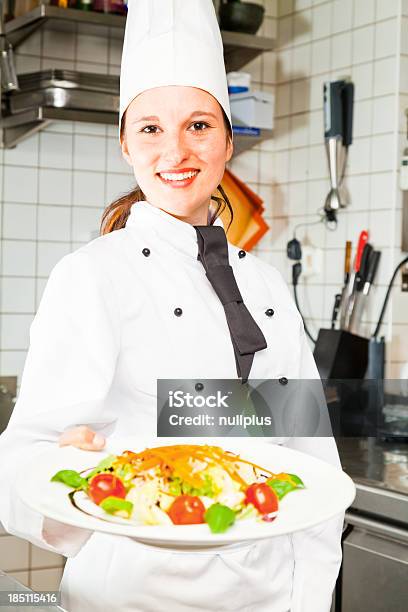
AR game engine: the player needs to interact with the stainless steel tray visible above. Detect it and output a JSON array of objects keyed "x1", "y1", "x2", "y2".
[
  {"x1": 6, "y1": 70, "x2": 119, "y2": 114},
  {"x1": 15, "y1": 69, "x2": 119, "y2": 93},
  {"x1": 8, "y1": 87, "x2": 119, "y2": 114}
]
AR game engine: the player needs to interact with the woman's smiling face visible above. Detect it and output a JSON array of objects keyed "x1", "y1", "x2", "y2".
[{"x1": 120, "y1": 85, "x2": 233, "y2": 225}]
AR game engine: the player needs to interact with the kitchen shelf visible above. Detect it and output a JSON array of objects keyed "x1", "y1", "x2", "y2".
[
  {"x1": 0, "y1": 106, "x2": 116, "y2": 148},
  {"x1": 5, "y1": 5, "x2": 125, "y2": 46},
  {"x1": 1, "y1": 5, "x2": 275, "y2": 151},
  {"x1": 232, "y1": 128, "x2": 274, "y2": 156},
  {"x1": 0, "y1": 104, "x2": 273, "y2": 153},
  {"x1": 5, "y1": 4, "x2": 275, "y2": 72}
]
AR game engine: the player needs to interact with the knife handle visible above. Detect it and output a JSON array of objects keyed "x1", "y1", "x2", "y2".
[
  {"x1": 331, "y1": 293, "x2": 342, "y2": 329},
  {"x1": 344, "y1": 240, "x2": 352, "y2": 282},
  {"x1": 364, "y1": 250, "x2": 381, "y2": 293},
  {"x1": 354, "y1": 230, "x2": 369, "y2": 272},
  {"x1": 356, "y1": 243, "x2": 373, "y2": 291}
]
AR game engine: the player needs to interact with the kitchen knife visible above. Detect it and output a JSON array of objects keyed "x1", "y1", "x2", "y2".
[
  {"x1": 363, "y1": 250, "x2": 381, "y2": 293},
  {"x1": 343, "y1": 230, "x2": 369, "y2": 330},
  {"x1": 348, "y1": 249, "x2": 381, "y2": 335},
  {"x1": 347, "y1": 242, "x2": 373, "y2": 332},
  {"x1": 338, "y1": 240, "x2": 352, "y2": 328},
  {"x1": 355, "y1": 243, "x2": 373, "y2": 290}
]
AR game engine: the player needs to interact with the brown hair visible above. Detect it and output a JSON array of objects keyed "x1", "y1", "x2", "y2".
[{"x1": 100, "y1": 107, "x2": 234, "y2": 235}]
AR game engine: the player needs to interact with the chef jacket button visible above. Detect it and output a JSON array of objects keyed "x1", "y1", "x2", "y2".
[
  {"x1": 174, "y1": 307, "x2": 183, "y2": 317},
  {"x1": 238, "y1": 250, "x2": 246, "y2": 258},
  {"x1": 265, "y1": 308, "x2": 275, "y2": 317},
  {"x1": 279, "y1": 377, "x2": 288, "y2": 386},
  {"x1": 142, "y1": 247, "x2": 151, "y2": 257},
  {"x1": 195, "y1": 383, "x2": 204, "y2": 392}
]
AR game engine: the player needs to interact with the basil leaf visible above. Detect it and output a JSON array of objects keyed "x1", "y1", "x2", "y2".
[
  {"x1": 266, "y1": 479, "x2": 295, "y2": 500},
  {"x1": 204, "y1": 503, "x2": 236, "y2": 534},
  {"x1": 51, "y1": 470, "x2": 87, "y2": 490},
  {"x1": 286, "y1": 473, "x2": 305, "y2": 488},
  {"x1": 100, "y1": 496, "x2": 133, "y2": 518}
]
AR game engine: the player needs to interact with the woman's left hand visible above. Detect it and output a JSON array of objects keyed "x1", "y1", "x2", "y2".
[{"x1": 58, "y1": 426, "x2": 106, "y2": 451}]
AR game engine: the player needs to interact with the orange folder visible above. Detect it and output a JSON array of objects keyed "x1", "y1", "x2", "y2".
[{"x1": 216, "y1": 168, "x2": 270, "y2": 251}]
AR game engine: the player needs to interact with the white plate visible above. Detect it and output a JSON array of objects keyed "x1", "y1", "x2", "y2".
[{"x1": 16, "y1": 437, "x2": 355, "y2": 547}]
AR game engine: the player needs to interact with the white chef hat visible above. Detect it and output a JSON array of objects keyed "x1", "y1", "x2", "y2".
[{"x1": 119, "y1": 0, "x2": 232, "y2": 141}]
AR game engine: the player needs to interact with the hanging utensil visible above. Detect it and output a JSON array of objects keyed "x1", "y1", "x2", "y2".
[{"x1": 323, "y1": 80, "x2": 354, "y2": 224}]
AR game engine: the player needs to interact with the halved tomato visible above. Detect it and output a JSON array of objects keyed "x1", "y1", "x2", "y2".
[
  {"x1": 245, "y1": 483, "x2": 278, "y2": 514},
  {"x1": 88, "y1": 473, "x2": 126, "y2": 505},
  {"x1": 168, "y1": 495, "x2": 206, "y2": 525}
]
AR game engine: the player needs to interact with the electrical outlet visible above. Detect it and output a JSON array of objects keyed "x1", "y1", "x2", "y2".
[{"x1": 302, "y1": 246, "x2": 323, "y2": 278}]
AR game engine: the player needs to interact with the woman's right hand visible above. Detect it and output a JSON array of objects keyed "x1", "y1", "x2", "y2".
[{"x1": 58, "y1": 426, "x2": 106, "y2": 451}]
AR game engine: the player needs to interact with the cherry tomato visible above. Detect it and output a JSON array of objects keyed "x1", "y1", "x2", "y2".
[
  {"x1": 88, "y1": 473, "x2": 126, "y2": 505},
  {"x1": 245, "y1": 483, "x2": 278, "y2": 514},
  {"x1": 168, "y1": 495, "x2": 206, "y2": 525}
]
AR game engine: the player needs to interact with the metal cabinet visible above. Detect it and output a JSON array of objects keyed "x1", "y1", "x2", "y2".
[{"x1": 341, "y1": 514, "x2": 408, "y2": 612}]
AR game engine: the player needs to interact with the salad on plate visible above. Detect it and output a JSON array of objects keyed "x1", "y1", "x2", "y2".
[{"x1": 51, "y1": 444, "x2": 305, "y2": 533}]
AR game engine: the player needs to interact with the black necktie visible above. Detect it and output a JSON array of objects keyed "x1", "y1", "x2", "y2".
[{"x1": 194, "y1": 225, "x2": 267, "y2": 384}]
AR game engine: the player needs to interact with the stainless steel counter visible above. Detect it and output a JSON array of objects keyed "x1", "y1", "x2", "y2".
[
  {"x1": 335, "y1": 437, "x2": 408, "y2": 612},
  {"x1": 337, "y1": 436, "x2": 408, "y2": 523},
  {"x1": 337, "y1": 437, "x2": 408, "y2": 496}
]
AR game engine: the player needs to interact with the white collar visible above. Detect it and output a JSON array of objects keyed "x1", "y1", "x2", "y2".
[{"x1": 125, "y1": 200, "x2": 225, "y2": 259}]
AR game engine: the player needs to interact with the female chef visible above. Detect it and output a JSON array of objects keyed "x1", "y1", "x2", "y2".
[{"x1": 0, "y1": 1, "x2": 344, "y2": 611}]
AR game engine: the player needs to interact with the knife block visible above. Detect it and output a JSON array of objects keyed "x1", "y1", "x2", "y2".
[{"x1": 313, "y1": 328, "x2": 369, "y2": 379}]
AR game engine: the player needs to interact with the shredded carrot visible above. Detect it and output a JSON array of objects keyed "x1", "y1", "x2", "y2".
[{"x1": 113, "y1": 444, "x2": 277, "y2": 488}]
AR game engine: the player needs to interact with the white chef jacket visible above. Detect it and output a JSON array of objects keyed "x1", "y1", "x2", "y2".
[{"x1": 0, "y1": 200, "x2": 344, "y2": 612}]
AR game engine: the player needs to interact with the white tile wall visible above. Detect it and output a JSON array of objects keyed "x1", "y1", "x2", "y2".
[
  {"x1": 0, "y1": 536, "x2": 29, "y2": 572},
  {"x1": 0, "y1": 15, "x2": 133, "y2": 588},
  {"x1": 0, "y1": 26, "x2": 134, "y2": 378},
  {"x1": 0, "y1": 534, "x2": 65, "y2": 590},
  {"x1": 251, "y1": 0, "x2": 408, "y2": 381},
  {"x1": 1, "y1": 0, "x2": 408, "y2": 588}
]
